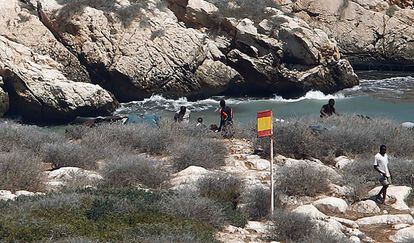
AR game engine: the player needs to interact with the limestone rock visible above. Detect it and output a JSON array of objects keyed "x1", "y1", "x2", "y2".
[
  {"x1": 0, "y1": 36, "x2": 118, "y2": 122},
  {"x1": 291, "y1": 0, "x2": 414, "y2": 69},
  {"x1": 37, "y1": 0, "x2": 223, "y2": 101},
  {"x1": 390, "y1": 225, "x2": 414, "y2": 242},
  {"x1": 186, "y1": 0, "x2": 219, "y2": 27},
  {"x1": 393, "y1": 223, "x2": 411, "y2": 230},
  {"x1": 331, "y1": 216, "x2": 359, "y2": 229},
  {"x1": 245, "y1": 221, "x2": 269, "y2": 234},
  {"x1": 292, "y1": 204, "x2": 328, "y2": 220},
  {"x1": 349, "y1": 236, "x2": 361, "y2": 243},
  {"x1": 193, "y1": 59, "x2": 242, "y2": 98},
  {"x1": 0, "y1": 190, "x2": 16, "y2": 201},
  {"x1": 335, "y1": 156, "x2": 353, "y2": 169},
  {"x1": 348, "y1": 200, "x2": 381, "y2": 215},
  {"x1": 356, "y1": 214, "x2": 414, "y2": 226},
  {"x1": 245, "y1": 156, "x2": 271, "y2": 171},
  {"x1": 313, "y1": 197, "x2": 348, "y2": 214},
  {"x1": 45, "y1": 167, "x2": 103, "y2": 190},
  {"x1": 0, "y1": 0, "x2": 90, "y2": 83},
  {"x1": 368, "y1": 186, "x2": 412, "y2": 210},
  {"x1": 170, "y1": 166, "x2": 212, "y2": 190},
  {"x1": 15, "y1": 190, "x2": 35, "y2": 197}
]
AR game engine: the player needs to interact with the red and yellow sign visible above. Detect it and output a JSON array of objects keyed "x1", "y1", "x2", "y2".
[{"x1": 257, "y1": 110, "x2": 273, "y2": 137}]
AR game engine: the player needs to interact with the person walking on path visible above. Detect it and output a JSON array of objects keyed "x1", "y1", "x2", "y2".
[
  {"x1": 374, "y1": 145, "x2": 391, "y2": 204},
  {"x1": 320, "y1": 99, "x2": 339, "y2": 118},
  {"x1": 217, "y1": 99, "x2": 234, "y2": 138}
]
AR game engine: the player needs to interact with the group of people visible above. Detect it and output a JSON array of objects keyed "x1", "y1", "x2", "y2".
[
  {"x1": 174, "y1": 98, "x2": 392, "y2": 204},
  {"x1": 174, "y1": 99, "x2": 234, "y2": 137}
]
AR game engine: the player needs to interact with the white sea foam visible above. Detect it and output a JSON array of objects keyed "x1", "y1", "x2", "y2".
[{"x1": 271, "y1": 90, "x2": 346, "y2": 103}]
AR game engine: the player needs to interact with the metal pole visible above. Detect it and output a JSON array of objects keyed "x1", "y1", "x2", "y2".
[{"x1": 270, "y1": 135, "x2": 274, "y2": 214}]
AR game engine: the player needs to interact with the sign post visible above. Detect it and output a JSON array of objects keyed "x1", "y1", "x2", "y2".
[{"x1": 257, "y1": 110, "x2": 274, "y2": 214}]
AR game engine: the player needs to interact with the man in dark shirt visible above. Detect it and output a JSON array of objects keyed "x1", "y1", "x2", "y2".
[{"x1": 320, "y1": 99, "x2": 339, "y2": 118}]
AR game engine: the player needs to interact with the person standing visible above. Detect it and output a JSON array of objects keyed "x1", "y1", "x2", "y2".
[
  {"x1": 320, "y1": 99, "x2": 339, "y2": 118},
  {"x1": 217, "y1": 99, "x2": 233, "y2": 137},
  {"x1": 374, "y1": 145, "x2": 391, "y2": 204},
  {"x1": 174, "y1": 106, "x2": 190, "y2": 124}
]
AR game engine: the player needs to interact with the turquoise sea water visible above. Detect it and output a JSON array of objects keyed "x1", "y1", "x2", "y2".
[{"x1": 115, "y1": 72, "x2": 414, "y2": 125}]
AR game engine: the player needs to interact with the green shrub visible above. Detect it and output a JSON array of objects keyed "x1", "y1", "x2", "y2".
[
  {"x1": 171, "y1": 137, "x2": 227, "y2": 171},
  {"x1": 197, "y1": 172, "x2": 242, "y2": 204},
  {"x1": 275, "y1": 163, "x2": 331, "y2": 197},
  {"x1": 242, "y1": 186, "x2": 271, "y2": 220},
  {"x1": 0, "y1": 188, "x2": 216, "y2": 242},
  {"x1": 0, "y1": 122, "x2": 62, "y2": 152},
  {"x1": 270, "y1": 210, "x2": 315, "y2": 242},
  {"x1": 0, "y1": 149, "x2": 43, "y2": 191},
  {"x1": 159, "y1": 190, "x2": 226, "y2": 229},
  {"x1": 41, "y1": 142, "x2": 99, "y2": 170},
  {"x1": 253, "y1": 115, "x2": 414, "y2": 163},
  {"x1": 102, "y1": 155, "x2": 170, "y2": 189}
]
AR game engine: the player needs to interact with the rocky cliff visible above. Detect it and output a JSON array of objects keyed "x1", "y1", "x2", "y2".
[
  {"x1": 278, "y1": 0, "x2": 414, "y2": 70},
  {"x1": 0, "y1": 0, "x2": 362, "y2": 122}
]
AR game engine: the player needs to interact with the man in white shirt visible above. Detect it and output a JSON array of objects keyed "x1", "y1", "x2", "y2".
[{"x1": 373, "y1": 145, "x2": 391, "y2": 204}]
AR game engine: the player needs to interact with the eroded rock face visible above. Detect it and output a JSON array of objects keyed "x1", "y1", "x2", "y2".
[
  {"x1": 35, "y1": 0, "x2": 357, "y2": 101},
  {"x1": 34, "y1": 0, "x2": 244, "y2": 101},
  {"x1": 291, "y1": 0, "x2": 414, "y2": 70},
  {"x1": 0, "y1": 36, "x2": 118, "y2": 122},
  {"x1": 0, "y1": 0, "x2": 90, "y2": 83}
]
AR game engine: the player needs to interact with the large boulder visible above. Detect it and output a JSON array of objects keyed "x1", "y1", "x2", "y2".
[
  {"x1": 368, "y1": 186, "x2": 412, "y2": 210},
  {"x1": 0, "y1": 36, "x2": 118, "y2": 122},
  {"x1": 348, "y1": 200, "x2": 381, "y2": 215},
  {"x1": 291, "y1": 0, "x2": 414, "y2": 70},
  {"x1": 313, "y1": 196, "x2": 348, "y2": 214},
  {"x1": 292, "y1": 204, "x2": 328, "y2": 220},
  {"x1": 390, "y1": 225, "x2": 414, "y2": 242},
  {"x1": 356, "y1": 214, "x2": 414, "y2": 226},
  {"x1": 0, "y1": 0, "x2": 90, "y2": 83}
]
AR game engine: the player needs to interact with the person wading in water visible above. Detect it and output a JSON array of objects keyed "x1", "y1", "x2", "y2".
[{"x1": 320, "y1": 99, "x2": 339, "y2": 118}]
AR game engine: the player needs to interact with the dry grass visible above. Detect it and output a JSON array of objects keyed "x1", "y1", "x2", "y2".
[
  {"x1": 0, "y1": 149, "x2": 43, "y2": 191},
  {"x1": 102, "y1": 155, "x2": 170, "y2": 189},
  {"x1": 275, "y1": 163, "x2": 331, "y2": 197},
  {"x1": 254, "y1": 115, "x2": 414, "y2": 163}
]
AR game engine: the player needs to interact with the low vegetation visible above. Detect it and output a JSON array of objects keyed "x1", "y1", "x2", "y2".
[
  {"x1": 102, "y1": 155, "x2": 170, "y2": 189},
  {"x1": 270, "y1": 210, "x2": 351, "y2": 242},
  {"x1": 253, "y1": 115, "x2": 414, "y2": 163},
  {"x1": 241, "y1": 186, "x2": 271, "y2": 220},
  {"x1": 0, "y1": 149, "x2": 43, "y2": 191},
  {"x1": 198, "y1": 173, "x2": 242, "y2": 204},
  {"x1": 170, "y1": 136, "x2": 227, "y2": 171},
  {"x1": 0, "y1": 188, "x2": 217, "y2": 242},
  {"x1": 275, "y1": 163, "x2": 331, "y2": 197}
]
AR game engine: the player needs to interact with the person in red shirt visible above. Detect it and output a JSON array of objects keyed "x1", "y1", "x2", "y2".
[{"x1": 217, "y1": 99, "x2": 234, "y2": 137}]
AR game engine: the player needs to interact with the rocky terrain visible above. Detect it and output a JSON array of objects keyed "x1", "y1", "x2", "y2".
[
  {"x1": 276, "y1": 0, "x2": 414, "y2": 70},
  {"x1": 0, "y1": 0, "x2": 361, "y2": 122},
  {"x1": 2, "y1": 137, "x2": 413, "y2": 242}
]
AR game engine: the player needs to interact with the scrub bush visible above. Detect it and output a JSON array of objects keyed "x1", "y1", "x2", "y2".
[
  {"x1": 0, "y1": 149, "x2": 43, "y2": 191},
  {"x1": 171, "y1": 137, "x2": 227, "y2": 171},
  {"x1": 197, "y1": 172, "x2": 242, "y2": 204},
  {"x1": 41, "y1": 142, "x2": 98, "y2": 170},
  {"x1": 102, "y1": 155, "x2": 170, "y2": 189},
  {"x1": 242, "y1": 186, "x2": 271, "y2": 220},
  {"x1": 275, "y1": 163, "x2": 331, "y2": 197}
]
